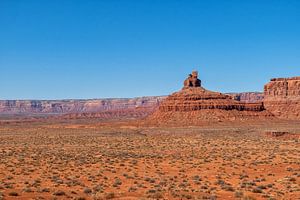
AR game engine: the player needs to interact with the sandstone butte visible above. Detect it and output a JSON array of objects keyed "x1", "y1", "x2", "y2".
[
  {"x1": 264, "y1": 76, "x2": 300, "y2": 119},
  {"x1": 147, "y1": 71, "x2": 300, "y2": 125}
]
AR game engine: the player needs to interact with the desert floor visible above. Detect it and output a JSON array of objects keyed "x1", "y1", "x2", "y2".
[{"x1": 0, "y1": 120, "x2": 299, "y2": 200}]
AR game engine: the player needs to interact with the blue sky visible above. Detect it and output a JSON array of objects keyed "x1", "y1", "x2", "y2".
[{"x1": 1, "y1": 0, "x2": 300, "y2": 99}]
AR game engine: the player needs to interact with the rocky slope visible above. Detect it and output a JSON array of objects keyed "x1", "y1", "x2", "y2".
[{"x1": 264, "y1": 77, "x2": 300, "y2": 119}]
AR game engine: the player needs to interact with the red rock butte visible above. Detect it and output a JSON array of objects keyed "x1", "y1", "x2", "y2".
[
  {"x1": 158, "y1": 88, "x2": 264, "y2": 112},
  {"x1": 148, "y1": 71, "x2": 270, "y2": 125},
  {"x1": 264, "y1": 76, "x2": 300, "y2": 119}
]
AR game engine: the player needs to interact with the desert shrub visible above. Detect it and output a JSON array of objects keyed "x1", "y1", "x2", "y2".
[
  {"x1": 53, "y1": 190, "x2": 66, "y2": 196},
  {"x1": 41, "y1": 188, "x2": 50, "y2": 192},
  {"x1": 147, "y1": 189, "x2": 156, "y2": 193},
  {"x1": 147, "y1": 192, "x2": 163, "y2": 199},
  {"x1": 222, "y1": 185, "x2": 235, "y2": 192},
  {"x1": 192, "y1": 175, "x2": 201, "y2": 181},
  {"x1": 243, "y1": 196, "x2": 256, "y2": 200},
  {"x1": 181, "y1": 194, "x2": 192, "y2": 199},
  {"x1": 75, "y1": 197, "x2": 86, "y2": 200},
  {"x1": 93, "y1": 185, "x2": 103, "y2": 193},
  {"x1": 215, "y1": 179, "x2": 225, "y2": 185},
  {"x1": 144, "y1": 177, "x2": 151, "y2": 182},
  {"x1": 9, "y1": 191, "x2": 18, "y2": 196},
  {"x1": 201, "y1": 195, "x2": 217, "y2": 200},
  {"x1": 235, "y1": 191, "x2": 244, "y2": 198},
  {"x1": 149, "y1": 178, "x2": 156, "y2": 183},
  {"x1": 252, "y1": 187, "x2": 262, "y2": 193},
  {"x1": 105, "y1": 192, "x2": 115, "y2": 199},
  {"x1": 257, "y1": 185, "x2": 267, "y2": 190},
  {"x1": 128, "y1": 186, "x2": 137, "y2": 192},
  {"x1": 23, "y1": 187, "x2": 33, "y2": 193},
  {"x1": 83, "y1": 188, "x2": 92, "y2": 194},
  {"x1": 113, "y1": 178, "x2": 122, "y2": 187},
  {"x1": 288, "y1": 177, "x2": 296, "y2": 182}
]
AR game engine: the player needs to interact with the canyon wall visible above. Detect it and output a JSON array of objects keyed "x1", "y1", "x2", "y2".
[{"x1": 264, "y1": 77, "x2": 300, "y2": 119}]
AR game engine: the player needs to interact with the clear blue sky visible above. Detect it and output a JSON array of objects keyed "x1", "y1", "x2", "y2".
[{"x1": 1, "y1": 0, "x2": 300, "y2": 100}]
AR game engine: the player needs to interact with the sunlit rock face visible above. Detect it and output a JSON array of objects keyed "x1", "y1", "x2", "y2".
[
  {"x1": 147, "y1": 71, "x2": 269, "y2": 125},
  {"x1": 264, "y1": 77, "x2": 300, "y2": 119}
]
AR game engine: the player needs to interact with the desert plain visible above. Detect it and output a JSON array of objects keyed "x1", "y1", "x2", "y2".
[{"x1": 0, "y1": 119, "x2": 299, "y2": 200}]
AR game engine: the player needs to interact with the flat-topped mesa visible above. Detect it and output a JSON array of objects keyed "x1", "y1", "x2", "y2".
[
  {"x1": 263, "y1": 76, "x2": 300, "y2": 119},
  {"x1": 264, "y1": 77, "x2": 300, "y2": 99},
  {"x1": 270, "y1": 77, "x2": 300, "y2": 82}
]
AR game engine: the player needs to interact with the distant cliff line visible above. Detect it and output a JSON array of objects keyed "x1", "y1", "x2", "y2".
[{"x1": 0, "y1": 92, "x2": 263, "y2": 116}]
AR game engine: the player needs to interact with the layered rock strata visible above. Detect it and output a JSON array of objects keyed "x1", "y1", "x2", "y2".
[
  {"x1": 0, "y1": 97, "x2": 164, "y2": 115},
  {"x1": 148, "y1": 71, "x2": 269, "y2": 124},
  {"x1": 158, "y1": 87, "x2": 264, "y2": 112},
  {"x1": 0, "y1": 92, "x2": 264, "y2": 117},
  {"x1": 264, "y1": 77, "x2": 300, "y2": 119}
]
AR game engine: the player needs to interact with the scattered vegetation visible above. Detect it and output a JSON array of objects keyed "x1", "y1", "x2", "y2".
[{"x1": 0, "y1": 121, "x2": 299, "y2": 199}]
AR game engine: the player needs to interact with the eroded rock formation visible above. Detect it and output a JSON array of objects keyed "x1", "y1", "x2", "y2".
[
  {"x1": 158, "y1": 88, "x2": 264, "y2": 112},
  {"x1": 264, "y1": 77, "x2": 300, "y2": 119},
  {"x1": 183, "y1": 71, "x2": 201, "y2": 88},
  {"x1": 148, "y1": 71, "x2": 269, "y2": 125}
]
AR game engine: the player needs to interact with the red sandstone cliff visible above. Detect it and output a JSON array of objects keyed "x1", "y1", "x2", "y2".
[{"x1": 264, "y1": 77, "x2": 300, "y2": 119}]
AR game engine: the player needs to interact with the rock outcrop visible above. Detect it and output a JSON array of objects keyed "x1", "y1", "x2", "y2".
[
  {"x1": 183, "y1": 71, "x2": 202, "y2": 88},
  {"x1": 264, "y1": 77, "x2": 300, "y2": 119},
  {"x1": 148, "y1": 71, "x2": 270, "y2": 125}
]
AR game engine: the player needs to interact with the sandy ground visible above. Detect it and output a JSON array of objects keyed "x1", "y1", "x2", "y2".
[{"x1": 0, "y1": 119, "x2": 299, "y2": 200}]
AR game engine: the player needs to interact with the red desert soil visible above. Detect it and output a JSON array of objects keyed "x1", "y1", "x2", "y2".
[{"x1": 0, "y1": 119, "x2": 299, "y2": 200}]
